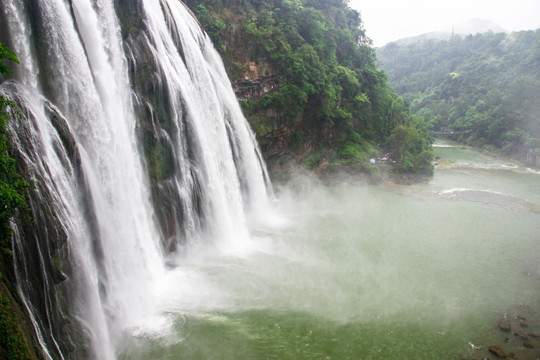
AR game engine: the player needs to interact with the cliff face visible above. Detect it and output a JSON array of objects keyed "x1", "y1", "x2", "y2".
[
  {"x1": 227, "y1": 62, "x2": 317, "y2": 179},
  {"x1": 231, "y1": 69, "x2": 306, "y2": 177},
  {"x1": 2, "y1": 92, "x2": 95, "y2": 359},
  {"x1": 185, "y1": 0, "x2": 433, "y2": 182}
]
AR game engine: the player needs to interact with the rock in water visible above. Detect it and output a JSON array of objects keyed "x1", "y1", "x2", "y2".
[
  {"x1": 488, "y1": 345, "x2": 507, "y2": 358},
  {"x1": 498, "y1": 321, "x2": 511, "y2": 332}
]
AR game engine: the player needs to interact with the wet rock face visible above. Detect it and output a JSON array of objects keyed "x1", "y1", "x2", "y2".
[{"x1": 4, "y1": 93, "x2": 95, "y2": 359}]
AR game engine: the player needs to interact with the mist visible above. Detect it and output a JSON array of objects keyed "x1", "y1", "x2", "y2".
[{"x1": 120, "y1": 146, "x2": 540, "y2": 359}]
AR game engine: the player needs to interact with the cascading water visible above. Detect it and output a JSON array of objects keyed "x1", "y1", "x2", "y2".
[{"x1": 0, "y1": 0, "x2": 271, "y2": 358}]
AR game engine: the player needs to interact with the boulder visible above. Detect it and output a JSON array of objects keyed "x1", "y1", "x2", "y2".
[
  {"x1": 488, "y1": 345, "x2": 507, "y2": 358},
  {"x1": 498, "y1": 321, "x2": 511, "y2": 332}
]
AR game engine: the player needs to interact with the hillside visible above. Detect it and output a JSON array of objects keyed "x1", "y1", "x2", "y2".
[
  {"x1": 377, "y1": 30, "x2": 540, "y2": 166},
  {"x1": 184, "y1": 0, "x2": 433, "y2": 181}
]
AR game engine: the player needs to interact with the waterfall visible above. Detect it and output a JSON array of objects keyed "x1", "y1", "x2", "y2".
[{"x1": 0, "y1": 0, "x2": 271, "y2": 358}]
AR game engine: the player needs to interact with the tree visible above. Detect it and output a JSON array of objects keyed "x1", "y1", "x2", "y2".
[
  {"x1": 388, "y1": 122, "x2": 434, "y2": 177},
  {"x1": 0, "y1": 42, "x2": 19, "y2": 76}
]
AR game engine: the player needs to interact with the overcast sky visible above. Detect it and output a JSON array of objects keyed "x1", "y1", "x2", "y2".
[{"x1": 348, "y1": 0, "x2": 540, "y2": 47}]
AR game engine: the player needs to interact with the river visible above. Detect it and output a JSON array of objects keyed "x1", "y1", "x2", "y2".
[{"x1": 119, "y1": 141, "x2": 540, "y2": 359}]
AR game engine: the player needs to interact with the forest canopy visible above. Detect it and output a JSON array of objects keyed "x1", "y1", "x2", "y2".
[{"x1": 377, "y1": 30, "x2": 540, "y2": 155}]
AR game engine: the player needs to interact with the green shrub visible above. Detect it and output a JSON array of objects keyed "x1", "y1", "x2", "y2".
[{"x1": 0, "y1": 294, "x2": 32, "y2": 360}]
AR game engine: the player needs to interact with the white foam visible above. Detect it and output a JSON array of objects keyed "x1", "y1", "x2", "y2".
[{"x1": 432, "y1": 144, "x2": 456, "y2": 148}]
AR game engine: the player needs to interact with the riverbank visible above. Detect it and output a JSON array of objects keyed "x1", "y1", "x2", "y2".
[
  {"x1": 430, "y1": 140, "x2": 540, "y2": 359},
  {"x1": 435, "y1": 138, "x2": 540, "y2": 171},
  {"x1": 266, "y1": 154, "x2": 433, "y2": 188}
]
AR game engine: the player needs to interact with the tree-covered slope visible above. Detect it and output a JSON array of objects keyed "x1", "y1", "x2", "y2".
[
  {"x1": 377, "y1": 30, "x2": 540, "y2": 163},
  {"x1": 185, "y1": 0, "x2": 433, "y2": 180}
]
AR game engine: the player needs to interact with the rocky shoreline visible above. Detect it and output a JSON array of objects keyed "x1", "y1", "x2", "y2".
[{"x1": 462, "y1": 305, "x2": 540, "y2": 360}]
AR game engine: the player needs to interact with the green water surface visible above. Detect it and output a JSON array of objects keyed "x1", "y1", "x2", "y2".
[{"x1": 120, "y1": 142, "x2": 540, "y2": 359}]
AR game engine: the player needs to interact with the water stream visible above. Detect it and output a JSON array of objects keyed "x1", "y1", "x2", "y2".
[{"x1": 1, "y1": 0, "x2": 270, "y2": 358}]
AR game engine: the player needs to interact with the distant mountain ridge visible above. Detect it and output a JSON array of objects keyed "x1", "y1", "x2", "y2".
[
  {"x1": 387, "y1": 18, "x2": 507, "y2": 46},
  {"x1": 452, "y1": 18, "x2": 506, "y2": 35}
]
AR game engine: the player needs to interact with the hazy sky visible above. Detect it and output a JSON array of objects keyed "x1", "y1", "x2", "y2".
[{"x1": 348, "y1": 0, "x2": 540, "y2": 47}]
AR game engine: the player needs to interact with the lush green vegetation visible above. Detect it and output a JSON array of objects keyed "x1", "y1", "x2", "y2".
[
  {"x1": 378, "y1": 30, "x2": 540, "y2": 156},
  {"x1": 185, "y1": 0, "x2": 433, "y2": 179},
  {"x1": 0, "y1": 45, "x2": 27, "y2": 255},
  {"x1": 0, "y1": 44, "x2": 18, "y2": 77},
  {"x1": 0, "y1": 42, "x2": 27, "y2": 253},
  {"x1": 0, "y1": 96, "x2": 27, "y2": 253},
  {"x1": 0, "y1": 291, "x2": 33, "y2": 360},
  {"x1": 0, "y1": 42, "x2": 35, "y2": 360}
]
